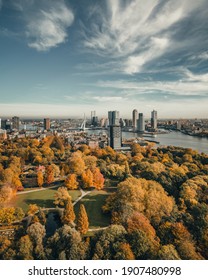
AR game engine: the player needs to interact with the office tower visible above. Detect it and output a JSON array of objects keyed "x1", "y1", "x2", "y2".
[
  {"x1": 92, "y1": 116, "x2": 98, "y2": 127},
  {"x1": 12, "y1": 116, "x2": 20, "y2": 130},
  {"x1": 108, "y1": 111, "x2": 122, "y2": 149},
  {"x1": 100, "y1": 118, "x2": 106, "y2": 127},
  {"x1": 0, "y1": 118, "x2": 1, "y2": 129},
  {"x1": 132, "y1": 109, "x2": 138, "y2": 131},
  {"x1": 91, "y1": 111, "x2": 96, "y2": 124},
  {"x1": 137, "y1": 113, "x2": 145, "y2": 132},
  {"x1": 151, "y1": 110, "x2": 157, "y2": 130},
  {"x1": 44, "y1": 118, "x2": 50, "y2": 130}
]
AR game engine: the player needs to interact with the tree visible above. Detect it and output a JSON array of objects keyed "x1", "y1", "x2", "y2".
[
  {"x1": 46, "y1": 225, "x2": 87, "y2": 260},
  {"x1": 0, "y1": 185, "x2": 15, "y2": 207},
  {"x1": 27, "y1": 204, "x2": 39, "y2": 215},
  {"x1": 68, "y1": 151, "x2": 86, "y2": 176},
  {"x1": 54, "y1": 187, "x2": 71, "y2": 207},
  {"x1": 76, "y1": 204, "x2": 89, "y2": 234},
  {"x1": 61, "y1": 198, "x2": 76, "y2": 225},
  {"x1": 18, "y1": 235, "x2": 33, "y2": 260},
  {"x1": 92, "y1": 225, "x2": 127, "y2": 260},
  {"x1": 64, "y1": 174, "x2": 79, "y2": 190},
  {"x1": 93, "y1": 168, "x2": 105, "y2": 190},
  {"x1": 37, "y1": 171, "x2": 44, "y2": 188},
  {"x1": 158, "y1": 245, "x2": 181, "y2": 260},
  {"x1": 45, "y1": 165, "x2": 54, "y2": 185},
  {"x1": 81, "y1": 169, "x2": 93, "y2": 189},
  {"x1": 27, "y1": 222, "x2": 46, "y2": 259},
  {"x1": 114, "y1": 243, "x2": 135, "y2": 260}
]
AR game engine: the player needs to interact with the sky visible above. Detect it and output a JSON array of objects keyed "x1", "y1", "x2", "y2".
[{"x1": 0, "y1": 0, "x2": 208, "y2": 119}]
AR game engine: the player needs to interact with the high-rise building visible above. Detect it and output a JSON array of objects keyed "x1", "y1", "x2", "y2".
[
  {"x1": 44, "y1": 118, "x2": 50, "y2": 130},
  {"x1": 108, "y1": 111, "x2": 121, "y2": 149},
  {"x1": 137, "y1": 113, "x2": 145, "y2": 132},
  {"x1": 132, "y1": 109, "x2": 138, "y2": 131},
  {"x1": 12, "y1": 116, "x2": 20, "y2": 130},
  {"x1": 151, "y1": 110, "x2": 157, "y2": 130}
]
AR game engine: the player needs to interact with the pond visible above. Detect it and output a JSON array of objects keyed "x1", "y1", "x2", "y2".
[{"x1": 45, "y1": 211, "x2": 61, "y2": 237}]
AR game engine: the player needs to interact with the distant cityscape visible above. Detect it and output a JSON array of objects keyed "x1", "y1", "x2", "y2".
[{"x1": 0, "y1": 110, "x2": 208, "y2": 151}]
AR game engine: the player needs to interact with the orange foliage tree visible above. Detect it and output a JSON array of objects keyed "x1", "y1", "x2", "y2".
[
  {"x1": 81, "y1": 169, "x2": 93, "y2": 189},
  {"x1": 65, "y1": 174, "x2": 79, "y2": 190},
  {"x1": 93, "y1": 168, "x2": 105, "y2": 190},
  {"x1": 76, "y1": 204, "x2": 89, "y2": 234}
]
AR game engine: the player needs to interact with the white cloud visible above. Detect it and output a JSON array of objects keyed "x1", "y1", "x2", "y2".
[
  {"x1": 83, "y1": 0, "x2": 207, "y2": 73},
  {"x1": 96, "y1": 69, "x2": 208, "y2": 96},
  {"x1": 15, "y1": 0, "x2": 74, "y2": 51},
  {"x1": 28, "y1": 6, "x2": 74, "y2": 51},
  {"x1": 93, "y1": 96, "x2": 126, "y2": 102}
]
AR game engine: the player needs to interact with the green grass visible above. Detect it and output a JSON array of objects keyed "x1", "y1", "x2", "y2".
[
  {"x1": 13, "y1": 188, "x2": 81, "y2": 212},
  {"x1": 74, "y1": 190, "x2": 111, "y2": 228}
]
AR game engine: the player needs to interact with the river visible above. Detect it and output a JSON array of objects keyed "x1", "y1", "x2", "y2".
[{"x1": 88, "y1": 130, "x2": 208, "y2": 154}]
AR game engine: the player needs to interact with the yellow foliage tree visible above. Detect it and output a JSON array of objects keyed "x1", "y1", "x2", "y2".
[
  {"x1": 76, "y1": 204, "x2": 89, "y2": 234},
  {"x1": 65, "y1": 174, "x2": 79, "y2": 190},
  {"x1": 61, "y1": 198, "x2": 76, "y2": 225}
]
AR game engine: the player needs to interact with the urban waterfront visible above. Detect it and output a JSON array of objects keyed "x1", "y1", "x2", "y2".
[
  {"x1": 88, "y1": 130, "x2": 208, "y2": 154},
  {"x1": 126, "y1": 131, "x2": 208, "y2": 154}
]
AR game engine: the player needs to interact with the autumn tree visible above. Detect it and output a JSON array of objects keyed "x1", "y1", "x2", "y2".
[
  {"x1": 64, "y1": 174, "x2": 79, "y2": 190},
  {"x1": 93, "y1": 168, "x2": 105, "y2": 190},
  {"x1": 46, "y1": 225, "x2": 88, "y2": 260},
  {"x1": 45, "y1": 165, "x2": 54, "y2": 185},
  {"x1": 114, "y1": 243, "x2": 135, "y2": 260},
  {"x1": 37, "y1": 171, "x2": 44, "y2": 188},
  {"x1": 92, "y1": 225, "x2": 127, "y2": 260},
  {"x1": 76, "y1": 204, "x2": 89, "y2": 234},
  {"x1": 0, "y1": 185, "x2": 15, "y2": 207},
  {"x1": 61, "y1": 198, "x2": 76, "y2": 225},
  {"x1": 27, "y1": 222, "x2": 46, "y2": 259},
  {"x1": 81, "y1": 169, "x2": 93, "y2": 189},
  {"x1": 54, "y1": 187, "x2": 70, "y2": 207},
  {"x1": 17, "y1": 235, "x2": 34, "y2": 260},
  {"x1": 158, "y1": 245, "x2": 181, "y2": 260},
  {"x1": 27, "y1": 204, "x2": 39, "y2": 215},
  {"x1": 68, "y1": 151, "x2": 85, "y2": 176}
]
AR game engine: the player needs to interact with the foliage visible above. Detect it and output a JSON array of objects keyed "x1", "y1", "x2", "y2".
[
  {"x1": 61, "y1": 198, "x2": 76, "y2": 225},
  {"x1": 54, "y1": 187, "x2": 71, "y2": 207},
  {"x1": 65, "y1": 174, "x2": 79, "y2": 190},
  {"x1": 76, "y1": 204, "x2": 89, "y2": 235}
]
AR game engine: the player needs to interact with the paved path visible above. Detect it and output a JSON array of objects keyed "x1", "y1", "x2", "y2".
[
  {"x1": 72, "y1": 188, "x2": 91, "y2": 206},
  {"x1": 17, "y1": 184, "x2": 62, "y2": 195}
]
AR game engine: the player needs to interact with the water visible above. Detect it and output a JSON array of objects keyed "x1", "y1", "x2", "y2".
[
  {"x1": 123, "y1": 131, "x2": 208, "y2": 154},
  {"x1": 45, "y1": 212, "x2": 61, "y2": 237},
  {"x1": 87, "y1": 130, "x2": 208, "y2": 154}
]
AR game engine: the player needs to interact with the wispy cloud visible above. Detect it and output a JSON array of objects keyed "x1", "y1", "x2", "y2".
[
  {"x1": 82, "y1": 0, "x2": 208, "y2": 74},
  {"x1": 13, "y1": 0, "x2": 74, "y2": 51},
  {"x1": 96, "y1": 69, "x2": 208, "y2": 98}
]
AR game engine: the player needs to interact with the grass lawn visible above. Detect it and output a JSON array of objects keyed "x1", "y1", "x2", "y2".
[
  {"x1": 12, "y1": 188, "x2": 81, "y2": 212},
  {"x1": 74, "y1": 190, "x2": 111, "y2": 228}
]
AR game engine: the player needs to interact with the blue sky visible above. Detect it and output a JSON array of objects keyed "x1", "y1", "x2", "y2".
[{"x1": 0, "y1": 0, "x2": 208, "y2": 119}]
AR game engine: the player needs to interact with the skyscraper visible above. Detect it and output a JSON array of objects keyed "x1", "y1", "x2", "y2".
[
  {"x1": 108, "y1": 111, "x2": 121, "y2": 149},
  {"x1": 151, "y1": 110, "x2": 157, "y2": 130},
  {"x1": 12, "y1": 116, "x2": 20, "y2": 130},
  {"x1": 132, "y1": 109, "x2": 138, "y2": 131},
  {"x1": 44, "y1": 118, "x2": 50, "y2": 130},
  {"x1": 137, "y1": 113, "x2": 145, "y2": 132}
]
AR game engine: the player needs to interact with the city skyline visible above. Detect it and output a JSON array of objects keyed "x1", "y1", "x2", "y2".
[{"x1": 0, "y1": 0, "x2": 208, "y2": 118}]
